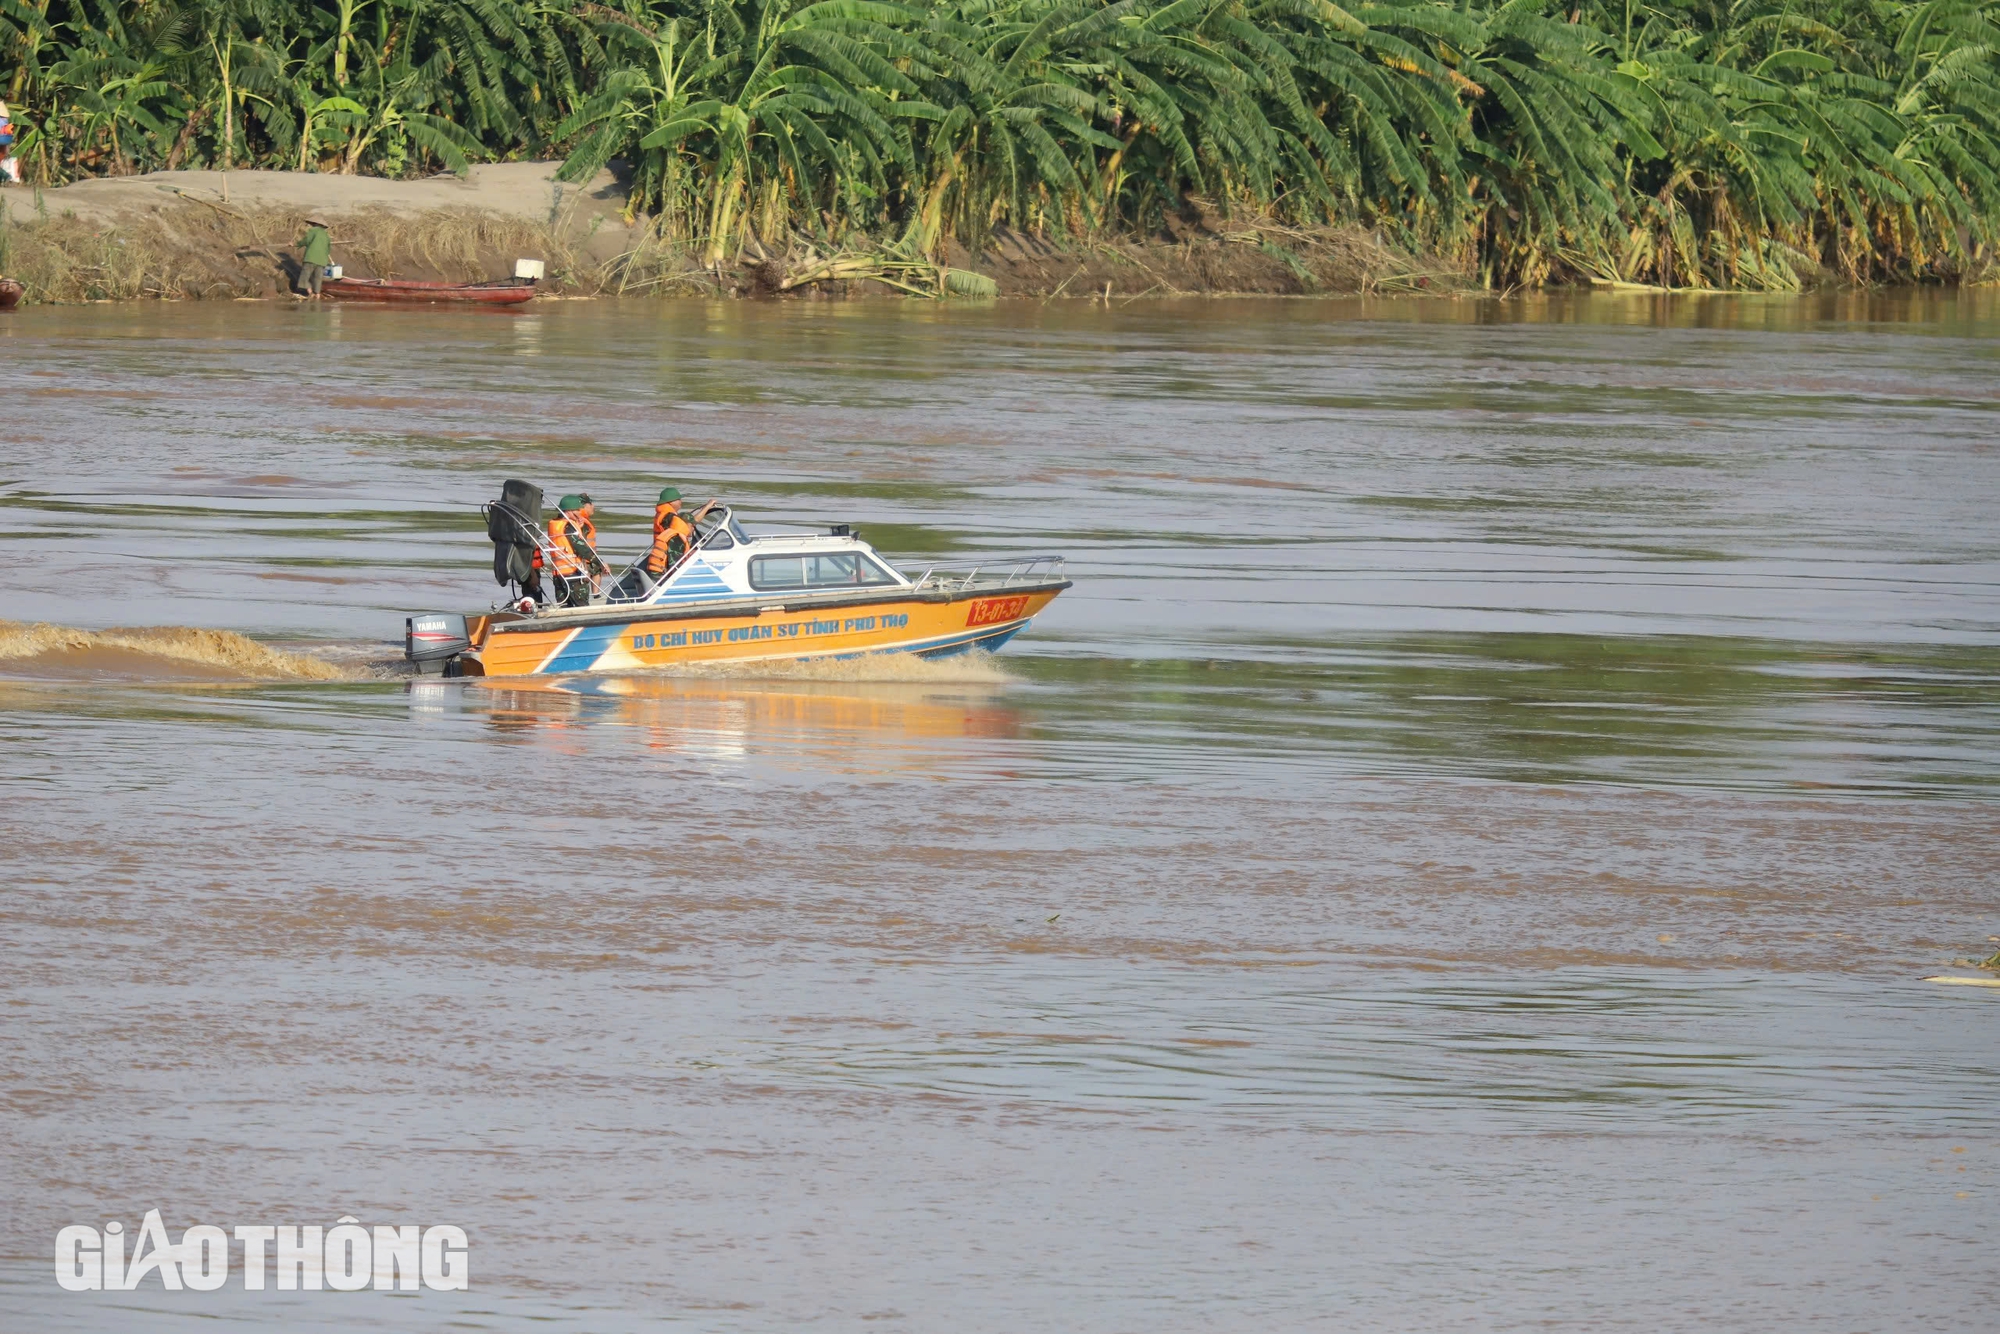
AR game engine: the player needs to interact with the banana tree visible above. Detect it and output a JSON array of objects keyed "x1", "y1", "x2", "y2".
[
  {"x1": 555, "y1": 12, "x2": 711, "y2": 222},
  {"x1": 48, "y1": 6, "x2": 187, "y2": 175},
  {"x1": 1885, "y1": 0, "x2": 2000, "y2": 268},
  {"x1": 562, "y1": 0, "x2": 936, "y2": 261},
  {"x1": 891, "y1": 0, "x2": 1117, "y2": 251},
  {"x1": 325, "y1": 55, "x2": 480, "y2": 173},
  {"x1": 2, "y1": 0, "x2": 58, "y2": 104},
  {"x1": 298, "y1": 92, "x2": 366, "y2": 168}
]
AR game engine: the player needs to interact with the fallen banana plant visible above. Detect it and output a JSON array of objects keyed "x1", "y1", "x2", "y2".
[{"x1": 777, "y1": 248, "x2": 996, "y2": 299}]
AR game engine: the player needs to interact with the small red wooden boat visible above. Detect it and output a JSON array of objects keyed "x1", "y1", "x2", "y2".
[
  {"x1": 0, "y1": 278, "x2": 23, "y2": 310},
  {"x1": 322, "y1": 276, "x2": 536, "y2": 306}
]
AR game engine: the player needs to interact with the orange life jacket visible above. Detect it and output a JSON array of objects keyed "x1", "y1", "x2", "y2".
[
  {"x1": 547, "y1": 513, "x2": 595, "y2": 576},
  {"x1": 646, "y1": 504, "x2": 695, "y2": 574}
]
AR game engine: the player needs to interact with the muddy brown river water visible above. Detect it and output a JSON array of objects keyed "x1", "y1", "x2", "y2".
[{"x1": 1, "y1": 293, "x2": 1996, "y2": 1330}]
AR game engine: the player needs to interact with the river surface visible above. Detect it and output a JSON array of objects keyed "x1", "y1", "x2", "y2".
[{"x1": 1, "y1": 293, "x2": 1997, "y2": 1330}]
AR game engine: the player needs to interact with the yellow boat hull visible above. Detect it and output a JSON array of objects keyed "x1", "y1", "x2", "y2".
[{"x1": 466, "y1": 586, "x2": 1063, "y2": 678}]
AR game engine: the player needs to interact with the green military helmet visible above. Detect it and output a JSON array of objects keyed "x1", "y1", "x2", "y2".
[
  {"x1": 558, "y1": 493, "x2": 584, "y2": 510},
  {"x1": 658, "y1": 486, "x2": 683, "y2": 504}
]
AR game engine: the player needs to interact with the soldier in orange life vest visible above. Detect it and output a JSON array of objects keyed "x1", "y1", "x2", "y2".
[
  {"x1": 644, "y1": 487, "x2": 710, "y2": 582},
  {"x1": 546, "y1": 493, "x2": 605, "y2": 606}
]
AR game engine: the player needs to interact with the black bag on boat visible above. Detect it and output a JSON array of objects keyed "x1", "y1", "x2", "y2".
[{"x1": 488, "y1": 479, "x2": 543, "y2": 586}]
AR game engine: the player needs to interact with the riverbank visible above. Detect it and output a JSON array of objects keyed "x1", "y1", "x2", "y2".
[{"x1": 0, "y1": 163, "x2": 1470, "y2": 303}]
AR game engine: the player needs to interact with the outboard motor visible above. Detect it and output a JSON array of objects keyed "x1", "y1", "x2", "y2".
[
  {"x1": 487, "y1": 478, "x2": 543, "y2": 588},
  {"x1": 406, "y1": 613, "x2": 471, "y2": 675}
]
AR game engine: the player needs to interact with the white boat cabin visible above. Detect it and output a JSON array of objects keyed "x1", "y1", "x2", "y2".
[{"x1": 621, "y1": 512, "x2": 911, "y2": 607}]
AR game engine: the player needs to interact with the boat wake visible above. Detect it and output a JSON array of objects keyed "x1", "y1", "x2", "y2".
[{"x1": 0, "y1": 620, "x2": 358, "y2": 682}]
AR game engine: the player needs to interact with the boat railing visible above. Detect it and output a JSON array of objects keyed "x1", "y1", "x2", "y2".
[
  {"x1": 901, "y1": 553, "x2": 1067, "y2": 593},
  {"x1": 617, "y1": 502, "x2": 737, "y2": 606},
  {"x1": 484, "y1": 499, "x2": 594, "y2": 607},
  {"x1": 490, "y1": 499, "x2": 1063, "y2": 611},
  {"x1": 487, "y1": 498, "x2": 656, "y2": 610}
]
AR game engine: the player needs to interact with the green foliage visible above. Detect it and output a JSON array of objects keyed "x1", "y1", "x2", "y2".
[{"x1": 3, "y1": 0, "x2": 1997, "y2": 286}]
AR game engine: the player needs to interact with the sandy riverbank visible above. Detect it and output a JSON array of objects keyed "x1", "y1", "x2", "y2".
[
  {"x1": 14, "y1": 161, "x2": 630, "y2": 226},
  {"x1": 0, "y1": 162, "x2": 648, "y2": 301},
  {"x1": 0, "y1": 162, "x2": 1465, "y2": 303}
]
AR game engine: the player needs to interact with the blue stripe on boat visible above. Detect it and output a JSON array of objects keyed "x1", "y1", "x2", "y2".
[
  {"x1": 821, "y1": 622, "x2": 1028, "y2": 661},
  {"x1": 649, "y1": 561, "x2": 735, "y2": 603},
  {"x1": 535, "y1": 616, "x2": 1031, "y2": 675},
  {"x1": 916, "y1": 624, "x2": 1026, "y2": 658},
  {"x1": 538, "y1": 621, "x2": 631, "y2": 673}
]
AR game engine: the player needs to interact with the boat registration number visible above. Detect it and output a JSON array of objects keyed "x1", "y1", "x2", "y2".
[{"x1": 966, "y1": 595, "x2": 1031, "y2": 627}]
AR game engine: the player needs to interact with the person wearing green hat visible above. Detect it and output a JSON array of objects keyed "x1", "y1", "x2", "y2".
[
  {"x1": 643, "y1": 487, "x2": 715, "y2": 583},
  {"x1": 295, "y1": 216, "x2": 333, "y2": 298},
  {"x1": 546, "y1": 492, "x2": 605, "y2": 606}
]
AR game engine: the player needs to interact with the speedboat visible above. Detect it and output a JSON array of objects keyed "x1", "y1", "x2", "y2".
[{"x1": 404, "y1": 481, "x2": 1069, "y2": 678}]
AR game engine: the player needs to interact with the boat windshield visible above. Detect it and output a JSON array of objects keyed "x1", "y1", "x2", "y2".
[
  {"x1": 696, "y1": 511, "x2": 749, "y2": 550},
  {"x1": 749, "y1": 552, "x2": 899, "y2": 591}
]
